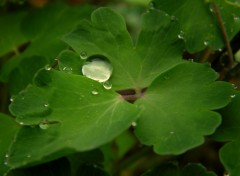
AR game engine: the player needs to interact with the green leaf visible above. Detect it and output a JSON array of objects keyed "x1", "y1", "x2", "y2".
[
  {"x1": 62, "y1": 8, "x2": 184, "y2": 90},
  {"x1": 134, "y1": 62, "x2": 233, "y2": 154},
  {"x1": 8, "y1": 55, "x2": 48, "y2": 95},
  {"x1": 213, "y1": 91, "x2": 240, "y2": 175},
  {"x1": 142, "y1": 163, "x2": 216, "y2": 176},
  {"x1": 182, "y1": 164, "x2": 216, "y2": 176},
  {"x1": 0, "y1": 113, "x2": 19, "y2": 175},
  {"x1": 8, "y1": 69, "x2": 139, "y2": 168},
  {"x1": 0, "y1": 11, "x2": 28, "y2": 56},
  {"x1": 153, "y1": 0, "x2": 240, "y2": 52},
  {"x1": 0, "y1": 3, "x2": 93, "y2": 86},
  {"x1": 58, "y1": 50, "x2": 84, "y2": 75},
  {"x1": 141, "y1": 163, "x2": 179, "y2": 176}
]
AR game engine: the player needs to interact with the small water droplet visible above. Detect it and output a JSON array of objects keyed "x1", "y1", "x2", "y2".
[
  {"x1": 103, "y1": 81, "x2": 112, "y2": 90},
  {"x1": 45, "y1": 65, "x2": 52, "y2": 71},
  {"x1": 82, "y1": 56, "x2": 113, "y2": 83},
  {"x1": 10, "y1": 97, "x2": 14, "y2": 102},
  {"x1": 132, "y1": 122, "x2": 137, "y2": 127},
  {"x1": 4, "y1": 161, "x2": 8, "y2": 166},
  {"x1": 91, "y1": 89, "x2": 99, "y2": 95},
  {"x1": 39, "y1": 123, "x2": 49, "y2": 130},
  {"x1": 231, "y1": 94, "x2": 236, "y2": 98},
  {"x1": 5, "y1": 154, "x2": 9, "y2": 158},
  {"x1": 209, "y1": 6, "x2": 214, "y2": 13},
  {"x1": 204, "y1": 41, "x2": 209, "y2": 46},
  {"x1": 63, "y1": 67, "x2": 73, "y2": 74},
  {"x1": 21, "y1": 97, "x2": 25, "y2": 100},
  {"x1": 80, "y1": 51, "x2": 88, "y2": 60},
  {"x1": 218, "y1": 48, "x2": 223, "y2": 52},
  {"x1": 27, "y1": 154, "x2": 31, "y2": 158},
  {"x1": 44, "y1": 103, "x2": 49, "y2": 107},
  {"x1": 170, "y1": 131, "x2": 174, "y2": 134},
  {"x1": 19, "y1": 122, "x2": 24, "y2": 125},
  {"x1": 148, "y1": 1, "x2": 155, "y2": 10}
]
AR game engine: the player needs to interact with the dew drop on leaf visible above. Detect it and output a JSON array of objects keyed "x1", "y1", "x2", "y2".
[
  {"x1": 44, "y1": 103, "x2": 49, "y2": 107},
  {"x1": 132, "y1": 122, "x2": 137, "y2": 127},
  {"x1": 80, "y1": 51, "x2": 88, "y2": 60},
  {"x1": 91, "y1": 89, "x2": 99, "y2": 95},
  {"x1": 230, "y1": 94, "x2": 236, "y2": 98},
  {"x1": 63, "y1": 67, "x2": 73, "y2": 74},
  {"x1": 103, "y1": 81, "x2": 112, "y2": 90},
  {"x1": 19, "y1": 122, "x2": 24, "y2": 125},
  {"x1": 26, "y1": 154, "x2": 31, "y2": 158},
  {"x1": 170, "y1": 131, "x2": 174, "y2": 134},
  {"x1": 5, "y1": 154, "x2": 9, "y2": 158},
  {"x1": 204, "y1": 41, "x2": 209, "y2": 46},
  {"x1": 39, "y1": 123, "x2": 49, "y2": 130},
  {"x1": 45, "y1": 65, "x2": 52, "y2": 71},
  {"x1": 82, "y1": 56, "x2": 113, "y2": 82}
]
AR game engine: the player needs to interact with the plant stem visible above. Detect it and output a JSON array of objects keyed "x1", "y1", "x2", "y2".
[{"x1": 212, "y1": 0, "x2": 234, "y2": 68}]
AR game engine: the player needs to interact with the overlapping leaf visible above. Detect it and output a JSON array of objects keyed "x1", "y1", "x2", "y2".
[
  {"x1": 213, "y1": 91, "x2": 240, "y2": 176},
  {"x1": 135, "y1": 63, "x2": 233, "y2": 154},
  {"x1": 142, "y1": 163, "x2": 216, "y2": 176},
  {"x1": 0, "y1": 113, "x2": 19, "y2": 175},
  {"x1": 8, "y1": 69, "x2": 139, "y2": 168},
  {"x1": 153, "y1": 0, "x2": 240, "y2": 52},
  {"x1": 0, "y1": 11, "x2": 28, "y2": 57},
  {"x1": 62, "y1": 7, "x2": 185, "y2": 90},
  {"x1": 0, "y1": 3, "x2": 93, "y2": 94}
]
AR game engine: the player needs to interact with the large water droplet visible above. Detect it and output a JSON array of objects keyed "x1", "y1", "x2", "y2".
[
  {"x1": 103, "y1": 81, "x2": 112, "y2": 90},
  {"x1": 82, "y1": 56, "x2": 113, "y2": 83},
  {"x1": 80, "y1": 51, "x2": 88, "y2": 60},
  {"x1": 91, "y1": 89, "x2": 99, "y2": 95}
]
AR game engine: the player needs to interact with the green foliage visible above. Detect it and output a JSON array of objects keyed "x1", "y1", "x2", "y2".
[
  {"x1": 213, "y1": 91, "x2": 240, "y2": 175},
  {"x1": 142, "y1": 163, "x2": 216, "y2": 176},
  {"x1": 0, "y1": 1, "x2": 240, "y2": 175},
  {"x1": 0, "y1": 113, "x2": 19, "y2": 174},
  {"x1": 153, "y1": 0, "x2": 240, "y2": 52}
]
